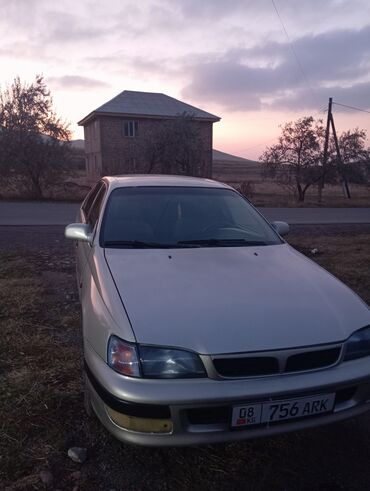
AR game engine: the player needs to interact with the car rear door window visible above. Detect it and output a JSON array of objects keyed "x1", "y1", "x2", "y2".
[
  {"x1": 82, "y1": 182, "x2": 102, "y2": 221},
  {"x1": 88, "y1": 183, "x2": 106, "y2": 229}
]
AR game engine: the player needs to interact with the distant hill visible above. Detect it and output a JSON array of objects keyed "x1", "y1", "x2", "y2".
[
  {"x1": 213, "y1": 149, "x2": 258, "y2": 165},
  {"x1": 212, "y1": 149, "x2": 261, "y2": 182}
]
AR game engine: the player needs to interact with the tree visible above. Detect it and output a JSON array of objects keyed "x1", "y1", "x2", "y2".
[
  {"x1": 261, "y1": 116, "x2": 370, "y2": 202},
  {"x1": 159, "y1": 114, "x2": 205, "y2": 175},
  {"x1": 142, "y1": 113, "x2": 205, "y2": 175},
  {"x1": 260, "y1": 116, "x2": 325, "y2": 202},
  {"x1": 336, "y1": 128, "x2": 370, "y2": 185},
  {"x1": 103, "y1": 113, "x2": 206, "y2": 178},
  {"x1": 0, "y1": 75, "x2": 71, "y2": 198}
]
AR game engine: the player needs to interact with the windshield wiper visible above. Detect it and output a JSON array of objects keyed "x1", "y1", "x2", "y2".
[
  {"x1": 104, "y1": 240, "x2": 199, "y2": 249},
  {"x1": 177, "y1": 239, "x2": 268, "y2": 247}
]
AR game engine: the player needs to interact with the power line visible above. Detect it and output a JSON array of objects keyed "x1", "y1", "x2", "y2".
[
  {"x1": 313, "y1": 107, "x2": 328, "y2": 117},
  {"x1": 270, "y1": 3, "x2": 369, "y2": 119},
  {"x1": 333, "y1": 101, "x2": 370, "y2": 115},
  {"x1": 271, "y1": 0, "x2": 319, "y2": 107}
]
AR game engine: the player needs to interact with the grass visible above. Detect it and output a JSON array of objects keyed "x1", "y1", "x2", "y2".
[
  {"x1": 225, "y1": 181, "x2": 370, "y2": 208},
  {"x1": 1, "y1": 231, "x2": 370, "y2": 490},
  {"x1": 0, "y1": 252, "x2": 84, "y2": 490},
  {"x1": 288, "y1": 233, "x2": 370, "y2": 306}
]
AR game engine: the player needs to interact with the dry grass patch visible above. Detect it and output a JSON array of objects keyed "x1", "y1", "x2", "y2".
[
  {"x1": 225, "y1": 180, "x2": 370, "y2": 207},
  {"x1": 0, "y1": 252, "x2": 83, "y2": 489},
  {"x1": 288, "y1": 233, "x2": 370, "y2": 306}
]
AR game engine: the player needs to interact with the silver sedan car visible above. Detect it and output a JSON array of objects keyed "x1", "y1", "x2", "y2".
[{"x1": 65, "y1": 175, "x2": 370, "y2": 446}]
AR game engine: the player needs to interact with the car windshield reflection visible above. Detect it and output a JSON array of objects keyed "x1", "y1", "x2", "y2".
[{"x1": 101, "y1": 186, "x2": 282, "y2": 248}]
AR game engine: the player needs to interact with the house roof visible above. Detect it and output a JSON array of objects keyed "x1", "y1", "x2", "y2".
[{"x1": 78, "y1": 90, "x2": 220, "y2": 125}]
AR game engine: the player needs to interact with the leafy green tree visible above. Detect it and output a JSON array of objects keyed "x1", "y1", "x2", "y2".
[{"x1": 0, "y1": 75, "x2": 71, "y2": 198}]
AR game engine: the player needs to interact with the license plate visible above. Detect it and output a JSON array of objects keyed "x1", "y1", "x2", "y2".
[{"x1": 231, "y1": 393, "x2": 335, "y2": 428}]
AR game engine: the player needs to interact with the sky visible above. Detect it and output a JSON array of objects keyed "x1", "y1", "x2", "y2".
[{"x1": 0, "y1": 0, "x2": 370, "y2": 159}]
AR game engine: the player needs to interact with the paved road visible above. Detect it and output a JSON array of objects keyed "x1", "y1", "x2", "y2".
[
  {"x1": 0, "y1": 200, "x2": 369, "y2": 225},
  {"x1": 0, "y1": 201, "x2": 80, "y2": 225},
  {"x1": 261, "y1": 207, "x2": 370, "y2": 224}
]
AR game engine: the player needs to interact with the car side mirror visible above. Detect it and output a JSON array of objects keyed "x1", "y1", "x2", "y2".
[
  {"x1": 271, "y1": 221, "x2": 290, "y2": 237},
  {"x1": 65, "y1": 223, "x2": 93, "y2": 243}
]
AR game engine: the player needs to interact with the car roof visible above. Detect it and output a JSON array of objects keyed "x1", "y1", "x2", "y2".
[{"x1": 102, "y1": 175, "x2": 233, "y2": 191}]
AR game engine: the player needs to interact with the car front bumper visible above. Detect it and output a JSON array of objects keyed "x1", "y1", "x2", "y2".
[{"x1": 85, "y1": 340, "x2": 370, "y2": 446}]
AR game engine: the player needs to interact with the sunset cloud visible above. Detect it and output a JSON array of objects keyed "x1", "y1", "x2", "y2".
[
  {"x1": 182, "y1": 26, "x2": 370, "y2": 112},
  {"x1": 48, "y1": 75, "x2": 110, "y2": 91},
  {"x1": 0, "y1": 0, "x2": 369, "y2": 157}
]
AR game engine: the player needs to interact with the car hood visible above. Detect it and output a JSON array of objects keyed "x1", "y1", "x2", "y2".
[{"x1": 104, "y1": 244, "x2": 370, "y2": 354}]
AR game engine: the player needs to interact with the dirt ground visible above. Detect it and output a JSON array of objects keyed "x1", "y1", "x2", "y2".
[{"x1": 1, "y1": 225, "x2": 370, "y2": 491}]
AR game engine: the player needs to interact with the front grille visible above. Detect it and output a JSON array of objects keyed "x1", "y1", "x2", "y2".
[
  {"x1": 286, "y1": 348, "x2": 341, "y2": 372},
  {"x1": 187, "y1": 406, "x2": 229, "y2": 425},
  {"x1": 213, "y1": 356, "x2": 279, "y2": 377},
  {"x1": 335, "y1": 386, "x2": 357, "y2": 403},
  {"x1": 213, "y1": 346, "x2": 341, "y2": 378}
]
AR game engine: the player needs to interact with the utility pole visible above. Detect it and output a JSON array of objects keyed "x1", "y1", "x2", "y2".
[
  {"x1": 319, "y1": 97, "x2": 351, "y2": 201},
  {"x1": 318, "y1": 98, "x2": 332, "y2": 202},
  {"x1": 331, "y1": 111, "x2": 351, "y2": 198}
]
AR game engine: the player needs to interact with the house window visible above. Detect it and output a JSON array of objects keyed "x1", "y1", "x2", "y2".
[{"x1": 123, "y1": 120, "x2": 138, "y2": 137}]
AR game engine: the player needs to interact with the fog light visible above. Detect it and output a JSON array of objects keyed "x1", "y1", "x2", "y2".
[{"x1": 106, "y1": 407, "x2": 173, "y2": 434}]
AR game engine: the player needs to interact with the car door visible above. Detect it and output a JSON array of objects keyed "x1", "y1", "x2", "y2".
[{"x1": 77, "y1": 181, "x2": 106, "y2": 295}]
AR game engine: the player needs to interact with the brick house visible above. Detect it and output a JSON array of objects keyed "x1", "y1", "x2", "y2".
[{"x1": 78, "y1": 90, "x2": 220, "y2": 181}]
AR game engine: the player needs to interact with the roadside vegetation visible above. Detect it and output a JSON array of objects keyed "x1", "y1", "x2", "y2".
[
  {"x1": 1, "y1": 228, "x2": 370, "y2": 490},
  {"x1": 0, "y1": 76, "x2": 87, "y2": 201},
  {"x1": 232, "y1": 180, "x2": 370, "y2": 208},
  {"x1": 260, "y1": 116, "x2": 370, "y2": 203},
  {"x1": 1, "y1": 74, "x2": 369, "y2": 207}
]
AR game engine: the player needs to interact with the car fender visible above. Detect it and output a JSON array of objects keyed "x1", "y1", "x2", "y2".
[{"x1": 81, "y1": 244, "x2": 136, "y2": 361}]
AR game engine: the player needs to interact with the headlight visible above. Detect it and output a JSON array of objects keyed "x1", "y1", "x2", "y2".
[
  {"x1": 139, "y1": 346, "x2": 206, "y2": 378},
  {"x1": 343, "y1": 326, "x2": 370, "y2": 361},
  {"x1": 107, "y1": 336, "x2": 206, "y2": 378},
  {"x1": 107, "y1": 336, "x2": 141, "y2": 377}
]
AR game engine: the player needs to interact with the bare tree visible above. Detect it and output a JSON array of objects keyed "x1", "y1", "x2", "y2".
[
  {"x1": 142, "y1": 113, "x2": 205, "y2": 175},
  {"x1": 260, "y1": 116, "x2": 325, "y2": 201},
  {"x1": 261, "y1": 116, "x2": 370, "y2": 202},
  {"x1": 0, "y1": 75, "x2": 71, "y2": 198},
  {"x1": 260, "y1": 117, "x2": 326, "y2": 202},
  {"x1": 337, "y1": 128, "x2": 370, "y2": 184},
  {"x1": 320, "y1": 127, "x2": 370, "y2": 188}
]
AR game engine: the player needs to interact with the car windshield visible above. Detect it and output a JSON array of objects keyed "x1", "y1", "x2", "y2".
[{"x1": 101, "y1": 186, "x2": 282, "y2": 248}]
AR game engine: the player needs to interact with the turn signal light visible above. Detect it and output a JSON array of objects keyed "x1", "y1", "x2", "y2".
[{"x1": 106, "y1": 407, "x2": 173, "y2": 434}]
